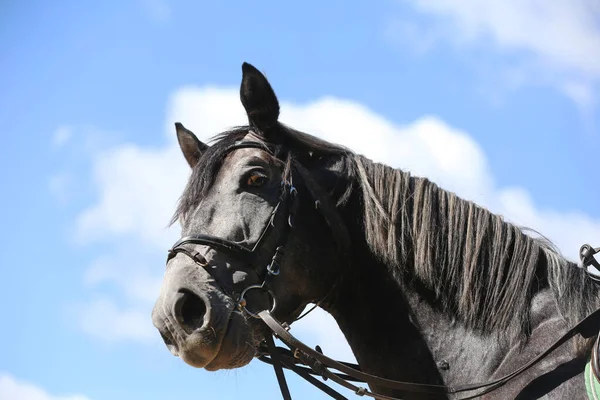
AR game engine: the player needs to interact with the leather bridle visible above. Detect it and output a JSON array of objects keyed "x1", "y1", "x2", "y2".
[
  {"x1": 166, "y1": 141, "x2": 302, "y2": 319},
  {"x1": 165, "y1": 140, "x2": 600, "y2": 400},
  {"x1": 258, "y1": 307, "x2": 600, "y2": 400}
]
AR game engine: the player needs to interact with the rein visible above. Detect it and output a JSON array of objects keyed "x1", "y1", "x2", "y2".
[
  {"x1": 255, "y1": 245, "x2": 600, "y2": 400},
  {"x1": 166, "y1": 140, "x2": 600, "y2": 400},
  {"x1": 257, "y1": 305, "x2": 600, "y2": 400}
]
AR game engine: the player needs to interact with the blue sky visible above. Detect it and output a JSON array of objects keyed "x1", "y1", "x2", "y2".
[{"x1": 1, "y1": 1, "x2": 599, "y2": 399}]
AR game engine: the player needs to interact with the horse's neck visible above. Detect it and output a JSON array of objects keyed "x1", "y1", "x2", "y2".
[
  {"x1": 313, "y1": 159, "x2": 590, "y2": 396},
  {"x1": 325, "y1": 246, "x2": 572, "y2": 398},
  {"x1": 316, "y1": 174, "x2": 443, "y2": 397},
  {"x1": 324, "y1": 253, "x2": 447, "y2": 398},
  {"x1": 323, "y1": 193, "x2": 575, "y2": 398},
  {"x1": 404, "y1": 282, "x2": 568, "y2": 375}
]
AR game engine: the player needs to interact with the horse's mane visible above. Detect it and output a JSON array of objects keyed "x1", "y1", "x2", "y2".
[
  {"x1": 172, "y1": 123, "x2": 599, "y2": 338},
  {"x1": 354, "y1": 156, "x2": 599, "y2": 338}
]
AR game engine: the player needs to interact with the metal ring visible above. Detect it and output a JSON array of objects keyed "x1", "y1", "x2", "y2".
[{"x1": 238, "y1": 284, "x2": 277, "y2": 319}]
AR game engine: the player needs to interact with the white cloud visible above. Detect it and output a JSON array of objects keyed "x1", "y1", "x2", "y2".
[
  {"x1": 407, "y1": 0, "x2": 600, "y2": 76},
  {"x1": 77, "y1": 298, "x2": 157, "y2": 344},
  {"x1": 75, "y1": 144, "x2": 185, "y2": 248},
  {"x1": 164, "y1": 87, "x2": 248, "y2": 141},
  {"x1": 74, "y1": 86, "x2": 600, "y2": 362},
  {"x1": 395, "y1": 0, "x2": 600, "y2": 107},
  {"x1": 279, "y1": 98, "x2": 495, "y2": 207},
  {"x1": 292, "y1": 307, "x2": 357, "y2": 362},
  {"x1": 84, "y1": 253, "x2": 163, "y2": 304},
  {"x1": 497, "y1": 188, "x2": 600, "y2": 261},
  {"x1": 0, "y1": 373, "x2": 90, "y2": 400}
]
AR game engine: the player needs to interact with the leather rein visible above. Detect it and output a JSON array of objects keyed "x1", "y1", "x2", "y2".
[{"x1": 166, "y1": 140, "x2": 600, "y2": 399}]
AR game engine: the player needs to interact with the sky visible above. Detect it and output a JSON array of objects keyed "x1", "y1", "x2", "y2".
[{"x1": 1, "y1": 1, "x2": 600, "y2": 399}]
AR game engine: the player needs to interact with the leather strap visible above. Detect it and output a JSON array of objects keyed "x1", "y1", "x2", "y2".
[
  {"x1": 581, "y1": 244, "x2": 600, "y2": 274},
  {"x1": 168, "y1": 234, "x2": 254, "y2": 262},
  {"x1": 259, "y1": 307, "x2": 600, "y2": 399},
  {"x1": 265, "y1": 334, "x2": 292, "y2": 400},
  {"x1": 260, "y1": 353, "x2": 350, "y2": 399}
]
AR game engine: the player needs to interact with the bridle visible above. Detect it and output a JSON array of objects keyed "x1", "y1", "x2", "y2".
[
  {"x1": 165, "y1": 140, "x2": 600, "y2": 399},
  {"x1": 166, "y1": 140, "x2": 302, "y2": 319}
]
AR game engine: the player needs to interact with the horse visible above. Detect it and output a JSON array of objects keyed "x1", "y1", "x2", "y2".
[{"x1": 151, "y1": 62, "x2": 600, "y2": 399}]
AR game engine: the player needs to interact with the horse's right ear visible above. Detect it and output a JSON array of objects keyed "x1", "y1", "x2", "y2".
[
  {"x1": 175, "y1": 122, "x2": 208, "y2": 168},
  {"x1": 240, "y1": 62, "x2": 280, "y2": 133}
]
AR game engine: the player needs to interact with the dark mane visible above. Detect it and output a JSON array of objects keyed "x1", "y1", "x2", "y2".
[
  {"x1": 172, "y1": 123, "x2": 599, "y2": 338},
  {"x1": 353, "y1": 155, "x2": 600, "y2": 338}
]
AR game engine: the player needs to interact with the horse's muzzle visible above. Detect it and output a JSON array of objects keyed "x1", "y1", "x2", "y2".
[{"x1": 151, "y1": 255, "x2": 235, "y2": 368}]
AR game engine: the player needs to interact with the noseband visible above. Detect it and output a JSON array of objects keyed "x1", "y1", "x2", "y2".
[{"x1": 164, "y1": 140, "x2": 600, "y2": 400}]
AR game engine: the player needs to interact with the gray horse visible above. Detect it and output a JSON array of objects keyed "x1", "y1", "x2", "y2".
[{"x1": 152, "y1": 63, "x2": 600, "y2": 399}]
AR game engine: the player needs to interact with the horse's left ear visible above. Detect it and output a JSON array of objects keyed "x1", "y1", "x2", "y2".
[
  {"x1": 240, "y1": 62, "x2": 280, "y2": 133},
  {"x1": 175, "y1": 122, "x2": 208, "y2": 168}
]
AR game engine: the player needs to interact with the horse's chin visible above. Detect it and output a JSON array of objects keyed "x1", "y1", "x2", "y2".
[
  {"x1": 204, "y1": 344, "x2": 255, "y2": 371},
  {"x1": 180, "y1": 311, "x2": 257, "y2": 371}
]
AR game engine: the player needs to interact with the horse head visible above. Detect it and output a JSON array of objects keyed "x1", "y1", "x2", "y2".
[{"x1": 152, "y1": 63, "x2": 350, "y2": 371}]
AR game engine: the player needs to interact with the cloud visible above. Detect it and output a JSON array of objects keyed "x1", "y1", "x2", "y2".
[
  {"x1": 0, "y1": 373, "x2": 90, "y2": 400},
  {"x1": 77, "y1": 297, "x2": 157, "y2": 344},
  {"x1": 75, "y1": 144, "x2": 185, "y2": 248},
  {"x1": 83, "y1": 252, "x2": 163, "y2": 304},
  {"x1": 279, "y1": 98, "x2": 495, "y2": 207},
  {"x1": 292, "y1": 308, "x2": 357, "y2": 362},
  {"x1": 406, "y1": 0, "x2": 600, "y2": 77},
  {"x1": 73, "y1": 86, "x2": 600, "y2": 362},
  {"x1": 393, "y1": 0, "x2": 600, "y2": 108},
  {"x1": 497, "y1": 188, "x2": 600, "y2": 263}
]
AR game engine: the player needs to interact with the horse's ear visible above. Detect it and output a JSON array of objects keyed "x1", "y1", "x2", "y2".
[
  {"x1": 240, "y1": 62, "x2": 280, "y2": 133},
  {"x1": 175, "y1": 122, "x2": 208, "y2": 168}
]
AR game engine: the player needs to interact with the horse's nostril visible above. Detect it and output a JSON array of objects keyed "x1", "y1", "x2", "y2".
[{"x1": 175, "y1": 290, "x2": 207, "y2": 333}]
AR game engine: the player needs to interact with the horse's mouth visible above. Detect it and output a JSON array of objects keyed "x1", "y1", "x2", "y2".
[
  {"x1": 203, "y1": 311, "x2": 258, "y2": 371},
  {"x1": 163, "y1": 309, "x2": 257, "y2": 370}
]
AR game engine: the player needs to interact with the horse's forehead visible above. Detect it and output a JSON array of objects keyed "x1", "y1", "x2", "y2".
[
  {"x1": 220, "y1": 133, "x2": 275, "y2": 169},
  {"x1": 241, "y1": 131, "x2": 262, "y2": 142}
]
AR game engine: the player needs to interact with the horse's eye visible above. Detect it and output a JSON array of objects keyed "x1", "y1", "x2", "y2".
[{"x1": 246, "y1": 172, "x2": 267, "y2": 187}]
